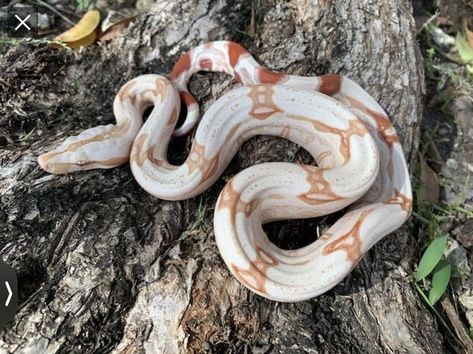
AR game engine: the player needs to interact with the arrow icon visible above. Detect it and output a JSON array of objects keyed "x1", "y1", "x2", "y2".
[
  {"x1": 0, "y1": 260, "x2": 17, "y2": 327},
  {"x1": 5, "y1": 281, "x2": 12, "y2": 307}
]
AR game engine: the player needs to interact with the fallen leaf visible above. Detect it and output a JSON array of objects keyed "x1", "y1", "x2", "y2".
[
  {"x1": 456, "y1": 32, "x2": 473, "y2": 61},
  {"x1": 63, "y1": 31, "x2": 97, "y2": 49},
  {"x1": 54, "y1": 10, "x2": 100, "y2": 49},
  {"x1": 456, "y1": 23, "x2": 473, "y2": 74},
  {"x1": 424, "y1": 133, "x2": 443, "y2": 172},
  {"x1": 418, "y1": 154, "x2": 440, "y2": 204},
  {"x1": 98, "y1": 16, "x2": 136, "y2": 42}
]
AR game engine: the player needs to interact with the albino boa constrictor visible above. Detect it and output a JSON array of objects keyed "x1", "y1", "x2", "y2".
[{"x1": 38, "y1": 41, "x2": 412, "y2": 302}]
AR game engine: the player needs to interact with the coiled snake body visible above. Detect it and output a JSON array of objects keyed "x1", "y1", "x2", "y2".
[{"x1": 38, "y1": 41, "x2": 412, "y2": 302}]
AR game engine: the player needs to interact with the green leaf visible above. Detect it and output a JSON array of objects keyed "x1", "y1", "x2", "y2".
[
  {"x1": 416, "y1": 235, "x2": 447, "y2": 281},
  {"x1": 428, "y1": 259, "x2": 451, "y2": 305},
  {"x1": 456, "y1": 32, "x2": 473, "y2": 63}
]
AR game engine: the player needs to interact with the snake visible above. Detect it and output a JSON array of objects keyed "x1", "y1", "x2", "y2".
[{"x1": 37, "y1": 41, "x2": 412, "y2": 302}]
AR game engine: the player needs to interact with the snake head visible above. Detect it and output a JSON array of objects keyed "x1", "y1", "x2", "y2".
[
  {"x1": 38, "y1": 125, "x2": 130, "y2": 175},
  {"x1": 38, "y1": 148, "x2": 88, "y2": 175},
  {"x1": 37, "y1": 135, "x2": 100, "y2": 174}
]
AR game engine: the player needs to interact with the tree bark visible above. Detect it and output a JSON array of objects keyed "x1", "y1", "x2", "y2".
[{"x1": 0, "y1": 0, "x2": 436, "y2": 353}]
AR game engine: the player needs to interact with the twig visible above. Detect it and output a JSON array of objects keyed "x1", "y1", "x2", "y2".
[
  {"x1": 0, "y1": 37, "x2": 71, "y2": 50},
  {"x1": 417, "y1": 10, "x2": 440, "y2": 34},
  {"x1": 29, "y1": 0, "x2": 75, "y2": 26},
  {"x1": 441, "y1": 296, "x2": 473, "y2": 354},
  {"x1": 414, "y1": 282, "x2": 457, "y2": 339},
  {"x1": 0, "y1": 76, "x2": 12, "y2": 88}
]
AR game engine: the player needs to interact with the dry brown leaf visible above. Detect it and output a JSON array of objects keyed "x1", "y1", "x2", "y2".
[
  {"x1": 64, "y1": 31, "x2": 97, "y2": 49},
  {"x1": 464, "y1": 18, "x2": 473, "y2": 48},
  {"x1": 98, "y1": 16, "x2": 136, "y2": 42},
  {"x1": 418, "y1": 154, "x2": 440, "y2": 204},
  {"x1": 424, "y1": 133, "x2": 443, "y2": 172},
  {"x1": 434, "y1": 16, "x2": 452, "y2": 26},
  {"x1": 54, "y1": 10, "x2": 100, "y2": 48}
]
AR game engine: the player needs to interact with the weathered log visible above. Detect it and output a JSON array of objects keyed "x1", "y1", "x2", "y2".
[{"x1": 0, "y1": 0, "x2": 441, "y2": 353}]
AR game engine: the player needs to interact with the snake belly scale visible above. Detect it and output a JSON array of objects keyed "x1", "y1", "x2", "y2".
[{"x1": 38, "y1": 41, "x2": 412, "y2": 302}]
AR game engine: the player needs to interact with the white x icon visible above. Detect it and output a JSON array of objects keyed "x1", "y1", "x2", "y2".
[{"x1": 14, "y1": 14, "x2": 31, "y2": 31}]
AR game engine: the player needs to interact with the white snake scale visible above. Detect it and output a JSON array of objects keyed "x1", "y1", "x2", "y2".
[{"x1": 38, "y1": 41, "x2": 412, "y2": 302}]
